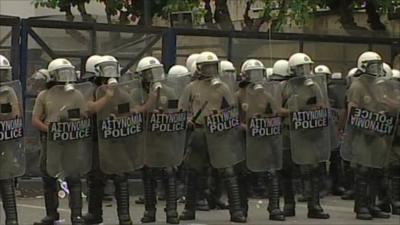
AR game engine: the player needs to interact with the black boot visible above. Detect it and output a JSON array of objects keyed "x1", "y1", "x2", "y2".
[
  {"x1": 114, "y1": 176, "x2": 133, "y2": 225},
  {"x1": 390, "y1": 177, "x2": 400, "y2": 215},
  {"x1": 354, "y1": 166, "x2": 372, "y2": 220},
  {"x1": 330, "y1": 151, "x2": 345, "y2": 196},
  {"x1": 33, "y1": 177, "x2": 60, "y2": 225},
  {"x1": 180, "y1": 170, "x2": 197, "y2": 220},
  {"x1": 377, "y1": 174, "x2": 391, "y2": 213},
  {"x1": 141, "y1": 168, "x2": 156, "y2": 223},
  {"x1": 318, "y1": 162, "x2": 329, "y2": 198},
  {"x1": 196, "y1": 170, "x2": 210, "y2": 211},
  {"x1": 82, "y1": 174, "x2": 104, "y2": 225},
  {"x1": 267, "y1": 172, "x2": 285, "y2": 221},
  {"x1": 223, "y1": 168, "x2": 246, "y2": 223},
  {"x1": 303, "y1": 167, "x2": 329, "y2": 219},
  {"x1": 67, "y1": 178, "x2": 84, "y2": 225},
  {"x1": 369, "y1": 170, "x2": 390, "y2": 219},
  {"x1": 164, "y1": 168, "x2": 179, "y2": 224},
  {"x1": 341, "y1": 161, "x2": 355, "y2": 200},
  {"x1": 1, "y1": 179, "x2": 19, "y2": 225},
  {"x1": 237, "y1": 172, "x2": 248, "y2": 218},
  {"x1": 208, "y1": 169, "x2": 228, "y2": 210},
  {"x1": 281, "y1": 177, "x2": 295, "y2": 217}
]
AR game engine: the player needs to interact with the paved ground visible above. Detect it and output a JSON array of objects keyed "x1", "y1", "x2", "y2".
[{"x1": 3, "y1": 196, "x2": 399, "y2": 225}]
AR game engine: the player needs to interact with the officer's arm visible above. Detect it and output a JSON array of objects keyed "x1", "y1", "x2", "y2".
[
  {"x1": 88, "y1": 96, "x2": 112, "y2": 114},
  {"x1": 134, "y1": 90, "x2": 158, "y2": 113},
  {"x1": 32, "y1": 92, "x2": 48, "y2": 132},
  {"x1": 88, "y1": 86, "x2": 115, "y2": 113}
]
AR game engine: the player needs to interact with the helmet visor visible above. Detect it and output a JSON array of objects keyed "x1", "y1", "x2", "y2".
[
  {"x1": 142, "y1": 67, "x2": 165, "y2": 82},
  {"x1": 294, "y1": 64, "x2": 312, "y2": 77},
  {"x1": 198, "y1": 62, "x2": 219, "y2": 77},
  {"x1": 0, "y1": 69, "x2": 12, "y2": 83},
  {"x1": 366, "y1": 61, "x2": 384, "y2": 77},
  {"x1": 245, "y1": 69, "x2": 264, "y2": 83},
  {"x1": 55, "y1": 68, "x2": 76, "y2": 82},
  {"x1": 97, "y1": 61, "x2": 120, "y2": 78}
]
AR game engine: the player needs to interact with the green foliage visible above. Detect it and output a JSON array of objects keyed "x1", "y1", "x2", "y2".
[
  {"x1": 32, "y1": 0, "x2": 60, "y2": 9},
  {"x1": 259, "y1": 0, "x2": 400, "y2": 28},
  {"x1": 161, "y1": 0, "x2": 206, "y2": 24}
]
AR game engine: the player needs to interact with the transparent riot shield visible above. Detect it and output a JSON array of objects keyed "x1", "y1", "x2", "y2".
[
  {"x1": 46, "y1": 82, "x2": 93, "y2": 178},
  {"x1": 145, "y1": 79, "x2": 188, "y2": 167},
  {"x1": 244, "y1": 81, "x2": 283, "y2": 172},
  {"x1": 204, "y1": 106, "x2": 245, "y2": 169},
  {"x1": 287, "y1": 74, "x2": 331, "y2": 165},
  {"x1": 96, "y1": 80, "x2": 145, "y2": 175},
  {"x1": 387, "y1": 79, "x2": 400, "y2": 165},
  {"x1": 341, "y1": 75, "x2": 399, "y2": 168},
  {"x1": 165, "y1": 74, "x2": 191, "y2": 98},
  {"x1": 0, "y1": 80, "x2": 25, "y2": 179}
]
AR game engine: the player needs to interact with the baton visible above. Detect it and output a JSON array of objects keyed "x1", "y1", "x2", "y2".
[{"x1": 184, "y1": 100, "x2": 209, "y2": 160}]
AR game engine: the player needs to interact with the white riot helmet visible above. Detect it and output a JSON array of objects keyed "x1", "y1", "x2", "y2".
[
  {"x1": 346, "y1": 67, "x2": 358, "y2": 87},
  {"x1": 392, "y1": 69, "x2": 400, "y2": 79},
  {"x1": 357, "y1": 51, "x2": 383, "y2": 76},
  {"x1": 168, "y1": 65, "x2": 190, "y2": 78},
  {"x1": 272, "y1": 60, "x2": 290, "y2": 79},
  {"x1": 241, "y1": 59, "x2": 265, "y2": 90},
  {"x1": 189, "y1": 62, "x2": 197, "y2": 77},
  {"x1": 186, "y1": 53, "x2": 200, "y2": 70},
  {"x1": 220, "y1": 60, "x2": 237, "y2": 81},
  {"x1": 137, "y1": 56, "x2": 165, "y2": 83},
  {"x1": 0, "y1": 55, "x2": 12, "y2": 82},
  {"x1": 314, "y1": 65, "x2": 332, "y2": 76},
  {"x1": 85, "y1": 55, "x2": 102, "y2": 75},
  {"x1": 288, "y1": 53, "x2": 314, "y2": 77},
  {"x1": 241, "y1": 59, "x2": 265, "y2": 83},
  {"x1": 48, "y1": 58, "x2": 76, "y2": 83},
  {"x1": 383, "y1": 63, "x2": 392, "y2": 78},
  {"x1": 94, "y1": 55, "x2": 120, "y2": 78},
  {"x1": 265, "y1": 68, "x2": 273, "y2": 79},
  {"x1": 196, "y1": 51, "x2": 219, "y2": 76}
]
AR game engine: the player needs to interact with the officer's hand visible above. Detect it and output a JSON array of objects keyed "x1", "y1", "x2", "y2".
[
  {"x1": 44, "y1": 125, "x2": 49, "y2": 133},
  {"x1": 188, "y1": 120, "x2": 195, "y2": 130},
  {"x1": 105, "y1": 85, "x2": 115, "y2": 98}
]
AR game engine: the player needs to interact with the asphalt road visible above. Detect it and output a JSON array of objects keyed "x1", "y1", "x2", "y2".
[{"x1": 3, "y1": 196, "x2": 399, "y2": 225}]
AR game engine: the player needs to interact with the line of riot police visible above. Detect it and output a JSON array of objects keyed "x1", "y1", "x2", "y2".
[{"x1": 0, "y1": 47, "x2": 399, "y2": 225}]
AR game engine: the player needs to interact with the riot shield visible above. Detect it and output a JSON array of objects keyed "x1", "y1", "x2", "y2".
[
  {"x1": 0, "y1": 81, "x2": 25, "y2": 179},
  {"x1": 244, "y1": 81, "x2": 283, "y2": 172},
  {"x1": 341, "y1": 75, "x2": 399, "y2": 168},
  {"x1": 145, "y1": 79, "x2": 188, "y2": 167},
  {"x1": 204, "y1": 106, "x2": 245, "y2": 169},
  {"x1": 96, "y1": 80, "x2": 145, "y2": 175},
  {"x1": 165, "y1": 74, "x2": 191, "y2": 98},
  {"x1": 287, "y1": 74, "x2": 331, "y2": 165},
  {"x1": 46, "y1": 82, "x2": 92, "y2": 178},
  {"x1": 220, "y1": 72, "x2": 238, "y2": 93},
  {"x1": 387, "y1": 79, "x2": 400, "y2": 165}
]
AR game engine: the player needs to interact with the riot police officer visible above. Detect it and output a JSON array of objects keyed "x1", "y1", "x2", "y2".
[
  {"x1": 269, "y1": 60, "x2": 291, "y2": 82},
  {"x1": 281, "y1": 53, "x2": 331, "y2": 219},
  {"x1": 136, "y1": 56, "x2": 185, "y2": 224},
  {"x1": 83, "y1": 55, "x2": 135, "y2": 225},
  {"x1": 343, "y1": 51, "x2": 394, "y2": 220},
  {"x1": 179, "y1": 51, "x2": 246, "y2": 223},
  {"x1": 0, "y1": 55, "x2": 24, "y2": 225},
  {"x1": 237, "y1": 59, "x2": 286, "y2": 221},
  {"x1": 32, "y1": 58, "x2": 90, "y2": 225}
]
